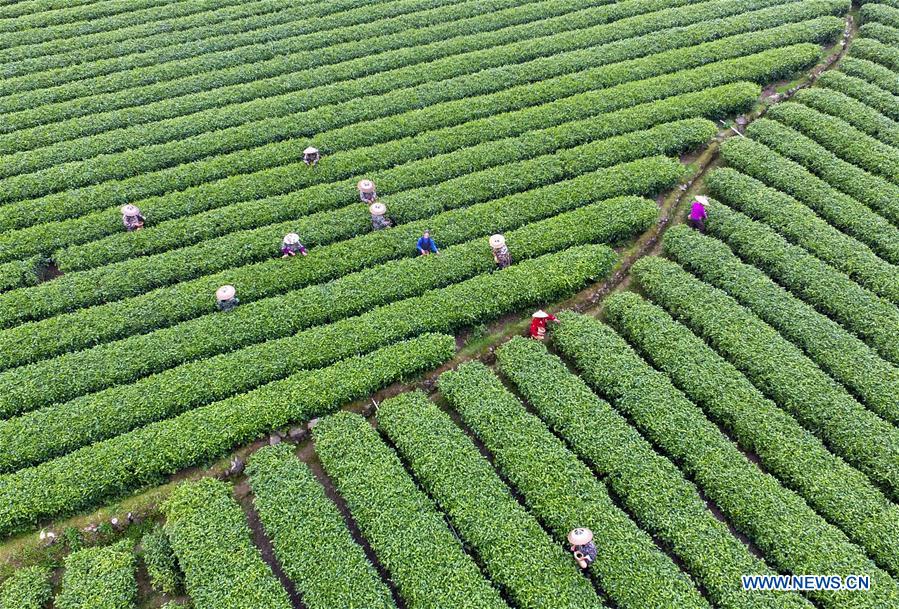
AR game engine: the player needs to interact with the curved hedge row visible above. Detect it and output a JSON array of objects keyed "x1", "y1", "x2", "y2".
[
  {"x1": 379, "y1": 392, "x2": 601, "y2": 609},
  {"x1": 0, "y1": 256, "x2": 40, "y2": 293},
  {"x1": 0, "y1": 0, "x2": 384, "y2": 64},
  {"x1": 850, "y1": 37, "x2": 899, "y2": 72},
  {"x1": 551, "y1": 310, "x2": 899, "y2": 609},
  {"x1": 792, "y1": 87, "x2": 899, "y2": 148},
  {"x1": 665, "y1": 211, "x2": 899, "y2": 425},
  {"x1": 161, "y1": 479, "x2": 291, "y2": 609},
  {"x1": 0, "y1": 566, "x2": 51, "y2": 609},
  {"x1": 56, "y1": 541, "x2": 137, "y2": 609},
  {"x1": 0, "y1": 73, "x2": 748, "y2": 267},
  {"x1": 0, "y1": 205, "x2": 636, "y2": 468},
  {"x1": 860, "y1": 21, "x2": 899, "y2": 45},
  {"x1": 0, "y1": 0, "x2": 183, "y2": 39},
  {"x1": 631, "y1": 256, "x2": 899, "y2": 499},
  {"x1": 0, "y1": 22, "x2": 830, "y2": 235},
  {"x1": 0, "y1": 0, "x2": 691, "y2": 148},
  {"x1": 861, "y1": 2, "x2": 899, "y2": 27},
  {"x1": 495, "y1": 337, "x2": 810, "y2": 609},
  {"x1": 0, "y1": 246, "x2": 612, "y2": 451},
  {"x1": 719, "y1": 137, "x2": 899, "y2": 264},
  {"x1": 320, "y1": 412, "x2": 508, "y2": 609},
  {"x1": 2, "y1": 157, "x2": 676, "y2": 363},
  {"x1": 314, "y1": 412, "x2": 511, "y2": 609},
  {"x1": 0, "y1": 0, "x2": 831, "y2": 142},
  {"x1": 0, "y1": 0, "x2": 101, "y2": 19},
  {"x1": 0, "y1": 0, "x2": 383, "y2": 63},
  {"x1": 2, "y1": 0, "x2": 522, "y2": 94},
  {"x1": 823, "y1": 61, "x2": 899, "y2": 103},
  {"x1": 0, "y1": 0, "x2": 632, "y2": 180},
  {"x1": 694, "y1": 199, "x2": 899, "y2": 367},
  {"x1": 700, "y1": 189, "x2": 899, "y2": 424},
  {"x1": 745, "y1": 118, "x2": 899, "y2": 222},
  {"x1": 0, "y1": 155, "x2": 676, "y2": 333},
  {"x1": 0, "y1": 0, "x2": 319, "y2": 76},
  {"x1": 438, "y1": 361, "x2": 711, "y2": 609},
  {"x1": 0, "y1": 0, "x2": 624, "y2": 120},
  {"x1": 605, "y1": 289, "x2": 899, "y2": 576},
  {"x1": 0, "y1": 333, "x2": 456, "y2": 536},
  {"x1": 0, "y1": 147, "x2": 672, "y2": 348},
  {"x1": 839, "y1": 57, "x2": 899, "y2": 96},
  {"x1": 246, "y1": 444, "x2": 397, "y2": 609},
  {"x1": 0, "y1": 0, "x2": 831, "y2": 192},
  {"x1": 53, "y1": 116, "x2": 716, "y2": 272},
  {"x1": 706, "y1": 168, "x2": 899, "y2": 304},
  {"x1": 764, "y1": 102, "x2": 899, "y2": 185}
]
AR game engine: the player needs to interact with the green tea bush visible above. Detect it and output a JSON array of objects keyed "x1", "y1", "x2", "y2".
[
  {"x1": 439, "y1": 361, "x2": 710, "y2": 609},
  {"x1": 378, "y1": 392, "x2": 601, "y2": 609},
  {"x1": 0, "y1": 334, "x2": 455, "y2": 536},
  {"x1": 247, "y1": 444, "x2": 397, "y2": 609},
  {"x1": 0, "y1": 566, "x2": 51, "y2": 609},
  {"x1": 605, "y1": 290, "x2": 899, "y2": 575},
  {"x1": 161, "y1": 479, "x2": 291, "y2": 609},
  {"x1": 631, "y1": 257, "x2": 899, "y2": 496},
  {"x1": 141, "y1": 526, "x2": 181, "y2": 596},
  {"x1": 314, "y1": 412, "x2": 510, "y2": 609},
  {"x1": 56, "y1": 540, "x2": 137, "y2": 609},
  {"x1": 496, "y1": 337, "x2": 810, "y2": 609}
]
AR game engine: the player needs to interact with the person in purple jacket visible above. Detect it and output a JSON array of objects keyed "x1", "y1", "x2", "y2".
[
  {"x1": 281, "y1": 233, "x2": 308, "y2": 258},
  {"x1": 688, "y1": 195, "x2": 709, "y2": 233}
]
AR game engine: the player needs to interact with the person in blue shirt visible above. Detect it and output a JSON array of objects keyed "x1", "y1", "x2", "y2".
[{"x1": 416, "y1": 230, "x2": 439, "y2": 256}]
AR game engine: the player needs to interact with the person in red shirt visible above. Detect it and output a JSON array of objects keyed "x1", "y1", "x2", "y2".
[{"x1": 529, "y1": 310, "x2": 558, "y2": 340}]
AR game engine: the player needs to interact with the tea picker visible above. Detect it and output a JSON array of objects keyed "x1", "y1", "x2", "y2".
[
  {"x1": 416, "y1": 230, "x2": 439, "y2": 256},
  {"x1": 357, "y1": 179, "x2": 377, "y2": 203},
  {"x1": 529, "y1": 310, "x2": 557, "y2": 340},
  {"x1": 369, "y1": 202, "x2": 393, "y2": 231},
  {"x1": 688, "y1": 195, "x2": 709, "y2": 233},
  {"x1": 303, "y1": 146, "x2": 320, "y2": 166},
  {"x1": 568, "y1": 528, "x2": 597, "y2": 570},
  {"x1": 215, "y1": 285, "x2": 239, "y2": 312},
  {"x1": 121, "y1": 204, "x2": 145, "y2": 232},
  {"x1": 489, "y1": 234, "x2": 511, "y2": 269},
  {"x1": 281, "y1": 233, "x2": 308, "y2": 258}
]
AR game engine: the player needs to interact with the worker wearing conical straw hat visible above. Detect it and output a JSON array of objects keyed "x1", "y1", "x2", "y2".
[
  {"x1": 303, "y1": 146, "x2": 320, "y2": 166},
  {"x1": 369, "y1": 202, "x2": 393, "y2": 231},
  {"x1": 121, "y1": 204, "x2": 145, "y2": 232},
  {"x1": 568, "y1": 528, "x2": 597, "y2": 569},
  {"x1": 215, "y1": 285, "x2": 239, "y2": 312},
  {"x1": 357, "y1": 179, "x2": 377, "y2": 203},
  {"x1": 489, "y1": 234, "x2": 511, "y2": 269},
  {"x1": 529, "y1": 310, "x2": 558, "y2": 340},
  {"x1": 281, "y1": 233, "x2": 308, "y2": 258},
  {"x1": 688, "y1": 195, "x2": 709, "y2": 233}
]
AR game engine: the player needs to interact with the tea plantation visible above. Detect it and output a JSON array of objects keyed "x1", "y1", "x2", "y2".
[{"x1": 0, "y1": 0, "x2": 896, "y2": 607}]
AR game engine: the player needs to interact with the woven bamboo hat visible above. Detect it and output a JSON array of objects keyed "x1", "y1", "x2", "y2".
[
  {"x1": 369, "y1": 202, "x2": 386, "y2": 216},
  {"x1": 283, "y1": 233, "x2": 300, "y2": 245},
  {"x1": 357, "y1": 179, "x2": 375, "y2": 193},
  {"x1": 489, "y1": 234, "x2": 505, "y2": 249},
  {"x1": 568, "y1": 528, "x2": 593, "y2": 545},
  {"x1": 303, "y1": 146, "x2": 319, "y2": 155},
  {"x1": 121, "y1": 204, "x2": 140, "y2": 216},
  {"x1": 216, "y1": 285, "x2": 236, "y2": 301},
  {"x1": 532, "y1": 310, "x2": 550, "y2": 319}
]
